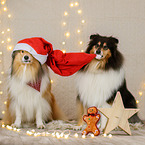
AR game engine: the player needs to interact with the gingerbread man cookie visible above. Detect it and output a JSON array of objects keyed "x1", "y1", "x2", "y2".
[{"x1": 82, "y1": 106, "x2": 101, "y2": 136}]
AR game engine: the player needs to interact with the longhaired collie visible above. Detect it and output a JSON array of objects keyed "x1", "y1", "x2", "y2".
[
  {"x1": 3, "y1": 50, "x2": 65, "y2": 128},
  {"x1": 76, "y1": 34, "x2": 142, "y2": 130}
]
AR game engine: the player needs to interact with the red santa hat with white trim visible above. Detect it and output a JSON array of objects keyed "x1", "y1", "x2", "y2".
[{"x1": 13, "y1": 37, "x2": 96, "y2": 76}]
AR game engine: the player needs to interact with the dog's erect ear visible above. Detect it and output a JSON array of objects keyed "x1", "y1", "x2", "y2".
[
  {"x1": 90, "y1": 34, "x2": 100, "y2": 40},
  {"x1": 110, "y1": 37, "x2": 119, "y2": 44}
]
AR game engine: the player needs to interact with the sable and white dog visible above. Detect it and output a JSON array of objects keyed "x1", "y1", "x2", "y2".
[
  {"x1": 3, "y1": 50, "x2": 65, "y2": 129},
  {"x1": 76, "y1": 34, "x2": 142, "y2": 130}
]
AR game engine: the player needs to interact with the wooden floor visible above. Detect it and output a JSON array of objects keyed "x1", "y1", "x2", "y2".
[{"x1": 0, "y1": 124, "x2": 145, "y2": 145}]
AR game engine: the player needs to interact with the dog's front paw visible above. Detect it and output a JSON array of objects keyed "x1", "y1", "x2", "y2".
[
  {"x1": 11, "y1": 123, "x2": 21, "y2": 128},
  {"x1": 37, "y1": 124, "x2": 45, "y2": 129}
]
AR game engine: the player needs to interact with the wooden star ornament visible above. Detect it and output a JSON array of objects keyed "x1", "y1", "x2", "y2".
[{"x1": 98, "y1": 92, "x2": 139, "y2": 135}]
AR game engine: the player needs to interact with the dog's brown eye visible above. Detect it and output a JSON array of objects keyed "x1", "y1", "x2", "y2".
[{"x1": 21, "y1": 51, "x2": 24, "y2": 53}]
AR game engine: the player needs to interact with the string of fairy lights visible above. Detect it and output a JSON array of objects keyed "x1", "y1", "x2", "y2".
[
  {"x1": 2, "y1": 124, "x2": 113, "y2": 139},
  {"x1": 0, "y1": 0, "x2": 145, "y2": 139},
  {"x1": 0, "y1": 0, "x2": 13, "y2": 117},
  {"x1": 60, "y1": 1, "x2": 85, "y2": 53}
]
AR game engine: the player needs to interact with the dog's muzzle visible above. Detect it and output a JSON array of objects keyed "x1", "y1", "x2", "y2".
[
  {"x1": 22, "y1": 55, "x2": 31, "y2": 63},
  {"x1": 94, "y1": 49, "x2": 103, "y2": 60}
]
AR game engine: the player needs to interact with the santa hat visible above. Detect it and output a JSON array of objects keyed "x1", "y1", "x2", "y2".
[
  {"x1": 13, "y1": 37, "x2": 96, "y2": 76},
  {"x1": 13, "y1": 37, "x2": 53, "y2": 64}
]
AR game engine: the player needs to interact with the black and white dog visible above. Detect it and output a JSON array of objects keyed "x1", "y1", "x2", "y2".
[{"x1": 76, "y1": 34, "x2": 142, "y2": 130}]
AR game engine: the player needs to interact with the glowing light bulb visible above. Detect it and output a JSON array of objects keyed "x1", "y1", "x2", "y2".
[
  {"x1": 26, "y1": 131, "x2": 33, "y2": 136},
  {"x1": 2, "y1": 124, "x2": 5, "y2": 128},
  {"x1": 139, "y1": 91, "x2": 143, "y2": 96},
  {"x1": 75, "y1": 2, "x2": 79, "y2": 6},
  {"x1": 81, "y1": 20, "x2": 85, "y2": 24},
  {"x1": 57, "y1": 135, "x2": 61, "y2": 139},
  {"x1": 65, "y1": 32, "x2": 70, "y2": 37},
  {"x1": 50, "y1": 80, "x2": 53, "y2": 83},
  {"x1": 64, "y1": 134, "x2": 69, "y2": 139},
  {"x1": 3, "y1": 7, "x2": 7, "y2": 11},
  {"x1": 79, "y1": 41, "x2": 83, "y2": 45},
  {"x1": 77, "y1": 29, "x2": 81, "y2": 33},
  {"x1": 34, "y1": 133, "x2": 38, "y2": 137},
  {"x1": 4, "y1": 101, "x2": 7, "y2": 105},
  {"x1": 91, "y1": 134, "x2": 95, "y2": 138},
  {"x1": 103, "y1": 134, "x2": 107, "y2": 137},
  {"x1": 81, "y1": 50, "x2": 84, "y2": 52},
  {"x1": 1, "y1": 41, "x2": 4, "y2": 44},
  {"x1": 7, "y1": 38, "x2": 11, "y2": 42},
  {"x1": 82, "y1": 134, "x2": 86, "y2": 139},
  {"x1": 0, "y1": 60, "x2": 1, "y2": 63},
  {"x1": 70, "y1": 3, "x2": 74, "y2": 7},
  {"x1": 8, "y1": 14, "x2": 11, "y2": 18},
  {"x1": 0, "y1": 81, "x2": 2, "y2": 84},
  {"x1": 136, "y1": 100, "x2": 139, "y2": 104},
  {"x1": 1, "y1": 71, "x2": 4, "y2": 74},
  {"x1": 108, "y1": 134, "x2": 112, "y2": 138},
  {"x1": 6, "y1": 125, "x2": 12, "y2": 130},
  {"x1": 8, "y1": 46, "x2": 13, "y2": 50},
  {"x1": 1, "y1": 31, "x2": 4, "y2": 34},
  {"x1": 56, "y1": 132, "x2": 60, "y2": 139},
  {"x1": 17, "y1": 129, "x2": 21, "y2": 132},
  {"x1": 74, "y1": 133, "x2": 78, "y2": 138},
  {"x1": 56, "y1": 132, "x2": 59, "y2": 136},
  {"x1": 64, "y1": 11, "x2": 68, "y2": 16},
  {"x1": 78, "y1": 9, "x2": 82, "y2": 14},
  {"x1": 0, "y1": 52, "x2": 3, "y2": 55},
  {"x1": 62, "y1": 49, "x2": 66, "y2": 53},
  {"x1": 9, "y1": 126, "x2": 12, "y2": 130},
  {"x1": 1, "y1": 1, "x2": 5, "y2": 5},
  {"x1": 62, "y1": 22, "x2": 66, "y2": 26},
  {"x1": 7, "y1": 28, "x2": 10, "y2": 32},
  {"x1": 0, "y1": 91, "x2": 3, "y2": 94},
  {"x1": 2, "y1": 111, "x2": 5, "y2": 114},
  {"x1": 62, "y1": 41, "x2": 66, "y2": 45}
]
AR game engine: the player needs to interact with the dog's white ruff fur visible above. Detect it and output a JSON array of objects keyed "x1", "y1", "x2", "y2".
[
  {"x1": 76, "y1": 68, "x2": 125, "y2": 107},
  {"x1": 8, "y1": 69, "x2": 52, "y2": 128}
]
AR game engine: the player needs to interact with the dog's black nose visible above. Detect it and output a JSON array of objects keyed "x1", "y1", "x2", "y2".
[
  {"x1": 96, "y1": 49, "x2": 101, "y2": 54},
  {"x1": 24, "y1": 55, "x2": 29, "y2": 60}
]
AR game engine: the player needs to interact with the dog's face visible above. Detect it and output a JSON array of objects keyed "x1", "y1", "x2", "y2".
[
  {"x1": 84, "y1": 34, "x2": 122, "y2": 71},
  {"x1": 13, "y1": 50, "x2": 35, "y2": 65},
  {"x1": 11, "y1": 50, "x2": 43, "y2": 82},
  {"x1": 90, "y1": 41, "x2": 111, "y2": 60},
  {"x1": 87, "y1": 34, "x2": 118, "y2": 61}
]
